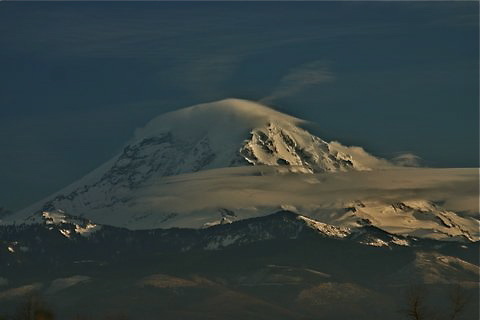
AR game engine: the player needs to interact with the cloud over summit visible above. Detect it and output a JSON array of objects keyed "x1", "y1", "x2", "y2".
[{"x1": 262, "y1": 60, "x2": 335, "y2": 103}]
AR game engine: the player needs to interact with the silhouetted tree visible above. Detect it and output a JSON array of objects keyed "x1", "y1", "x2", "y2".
[
  {"x1": 14, "y1": 293, "x2": 54, "y2": 320},
  {"x1": 404, "y1": 285, "x2": 429, "y2": 320},
  {"x1": 403, "y1": 284, "x2": 472, "y2": 320},
  {"x1": 447, "y1": 285, "x2": 469, "y2": 320}
]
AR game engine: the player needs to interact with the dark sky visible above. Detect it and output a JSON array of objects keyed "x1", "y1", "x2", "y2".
[{"x1": 0, "y1": 1, "x2": 478, "y2": 210}]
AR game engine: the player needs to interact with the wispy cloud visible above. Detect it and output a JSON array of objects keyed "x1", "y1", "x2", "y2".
[
  {"x1": 137, "y1": 166, "x2": 479, "y2": 217},
  {"x1": 261, "y1": 61, "x2": 335, "y2": 103},
  {"x1": 391, "y1": 153, "x2": 422, "y2": 167}
]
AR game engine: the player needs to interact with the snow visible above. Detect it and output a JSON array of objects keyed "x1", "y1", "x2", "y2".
[
  {"x1": 391, "y1": 237, "x2": 410, "y2": 246},
  {"x1": 297, "y1": 215, "x2": 350, "y2": 238},
  {"x1": 4, "y1": 99, "x2": 383, "y2": 224},
  {"x1": 39, "y1": 210, "x2": 101, "y2": 238},
  {"x1": 1, "y1": 99, "x2": 478, "y2": 243},
  {"x1": 75, "y1": 222, "x2": 101, "y2": 236},
  {"x1": 359, "y1": 238, "x2": 390, "y2": 247},
  {"x1": 4, "y1": 166, "x2": 478, "y2": 242},
  {"x1": 59, "y1": 229, "x2": 71, "y2": 238},
  {"x1": 43, "y1": 211, "x2": 68, "y2": 225},
  {"x1": 204, "y1": 234, "x2": 243, "y2": 250},
  {"x1": 337, "y1": 199, "x2": 479, "y2": 242}
]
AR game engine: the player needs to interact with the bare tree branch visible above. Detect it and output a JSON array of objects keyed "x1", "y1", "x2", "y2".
[{"x1": 448, "y1": 284, "x2": 470, "y2": 320}]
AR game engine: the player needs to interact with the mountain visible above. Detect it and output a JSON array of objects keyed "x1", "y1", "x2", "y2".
[
  {"x1": 1, "y1": 210, "x2": 478, "y2": 319},
  {"x1": 1, "y1": 99, "x2": 478, "y2": 242},
  {"x1": 0, "y1": 99, "x2": 478, "y2": 319},
  {"x1": 0, "y1": 209, "x2": 413, "y2": 257},
  {"x1": 1, "y1": 99, "x2": 381, "y2": 221}
]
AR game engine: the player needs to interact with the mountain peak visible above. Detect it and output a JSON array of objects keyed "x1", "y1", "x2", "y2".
[
  {"x1": 5, "y1": 99, "x2": 386, "y2": 229},
  {"x1": 134, "y1": 98, "x2": 301, "y2": 143},
  {"x1": 127, "y1": 98, "x2": 378, "y2": 174},
  {"x1": 166, "y1": 98, "x2": 299, "y2": 121}
]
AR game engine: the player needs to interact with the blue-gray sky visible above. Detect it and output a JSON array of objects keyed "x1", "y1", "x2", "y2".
[{"x1": 0, "y1": 1, "x2": 478, "y2": 210}]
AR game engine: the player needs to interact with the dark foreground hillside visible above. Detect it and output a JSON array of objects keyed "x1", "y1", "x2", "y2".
[{"x1": 1, "y1": 212, "x2": 478, "y2": 320}]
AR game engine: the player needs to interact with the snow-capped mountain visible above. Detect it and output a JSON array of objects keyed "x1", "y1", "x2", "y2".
[
  {"x1": 0, "y1": 99, "x2": 478, "y2": 319},
  {"x1": 3, "y1": 99, "x2": 381, "y2": 220},
  {"x1": 2, "y1": 99, "x2": 478, "y2": 242},
  {"x1": 78, "y1": 98, "x2": 382, "y2": 177}
]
